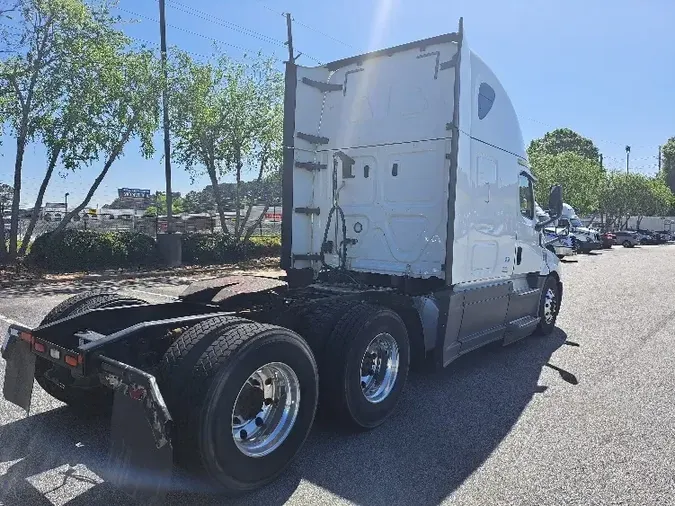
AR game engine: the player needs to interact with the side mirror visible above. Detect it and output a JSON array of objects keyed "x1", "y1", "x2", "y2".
[{"x1": 548, "y1": 185, "x2": 563, "y2": 219}]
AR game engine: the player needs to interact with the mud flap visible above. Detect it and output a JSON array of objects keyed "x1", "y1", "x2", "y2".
[
  {"x1": 1, "y1": 329, "x2": 36, "y2": 412},
  {"x1": 98, "y1": 357, "x2": 174, "y2": 505}
]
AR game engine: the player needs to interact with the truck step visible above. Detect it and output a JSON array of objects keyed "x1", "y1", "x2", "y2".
[{"x1": 503, "y1": 316, "x2": 540, "y2": 345}]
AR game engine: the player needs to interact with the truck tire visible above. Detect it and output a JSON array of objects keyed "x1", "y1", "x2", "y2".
[
  {"x1": 35, "y1": 291, "x2": 147, "y2": 414},
  {"x1": 279, "y1": 299, "x2": 360, "y2": 359},
  {"x1": 321, "y1": 303, "x2": 410, "y2": 430},
  {"x1": 180, "y1": 322, "x2": 318, "y2": 495},
  {"x1": 536, "y1": 276, "x2": 560, "y2": 336},
  {"x1": 157, "y1": 316, "x2": 251, "y2": 430}
]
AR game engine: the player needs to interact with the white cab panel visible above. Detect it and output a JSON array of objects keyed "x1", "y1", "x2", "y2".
[{"x1": 452, "y1": 50, "x2": 524, "y2": 286}]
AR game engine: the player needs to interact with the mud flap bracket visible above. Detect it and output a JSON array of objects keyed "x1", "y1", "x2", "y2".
[{"x1": 98, "y1": 356, "x2": 173, "y2": 505}]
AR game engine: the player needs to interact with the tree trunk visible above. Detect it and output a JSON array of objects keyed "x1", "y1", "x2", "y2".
[
  {"x1": 243, "y1": 203, "x2": 271, "y2": 244},
  {"x1": 236, "y1": 154, "x2": 269, "y2": 243},
  {"x1": 8, "y1": 133, "x2": 26, "y2": 259},
  {"x1": 207, "y1": 163, "x2": 229, "y2": 236},
  {"x1": 234, "y1": 160, "x2": 243, "y2": 239},
  {"x1": 0, "y1": 203, "x2": 6, "y2": 264},
  {"x1": 18, "y1": 147, "x2": 61, "y2": 255},
  {"x1": 636, "y1": 216, "x2": 643, "y2": 229},
  {"x1": 52, "y1": 124, "x2": 136, "y2": 236}
]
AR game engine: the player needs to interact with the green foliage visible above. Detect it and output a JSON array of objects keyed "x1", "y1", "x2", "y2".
[
  {"x1": 144, "y1": 192, "x2": 184, "y2": 217},
  {"x1": 530, "y1": 151, "x2": 605, "y2": 216},
  {"x1": 27, "y1": 229, "x2": 158, "y2": 271},
  {"x1": 180, "y1": 233, "x2": 280, "y2": 265},
  {"x1": 661, "y1": 137, "x2": 675, "y2": 194},
  {"x1": 528, "y1": 128, "x2": 600, "y2": 162},
  {"x1": 168, "y1": 49, "x2": 283, "y2": 239},
  {"x1": 597, "y1": 171, "x2": 673, "y2": 229}
]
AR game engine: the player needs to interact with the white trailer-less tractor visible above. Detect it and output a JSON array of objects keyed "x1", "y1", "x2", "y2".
[{"x1": 1, "y1": 19, "x2": 564, "y2": 502}]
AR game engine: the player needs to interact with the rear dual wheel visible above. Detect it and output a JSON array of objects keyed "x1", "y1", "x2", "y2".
[
  {"x1": 159, "y1": 319, "x2": 318, "y2": 495},
  {"x1": 321, "y1": 303, "x2": 410, "y2": 429}
]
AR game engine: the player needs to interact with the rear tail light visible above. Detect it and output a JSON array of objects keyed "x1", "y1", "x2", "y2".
[
  {"x1": 19, "y1": 331, "x2": 33, "y2": 344},
  {"x1": 33, "y1": 342, "x2": 45, "y2": 353},
  {"x1": 64, "y1": 355, "x2": 78, "y2": 367}
]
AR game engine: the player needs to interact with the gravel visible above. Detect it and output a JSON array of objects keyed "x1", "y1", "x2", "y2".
[{"x1": 1, "y1": 244, "x2": 675, "y2": 506}]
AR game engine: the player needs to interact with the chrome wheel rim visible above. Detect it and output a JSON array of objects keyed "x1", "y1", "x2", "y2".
[
  {"x1": 360, "y1": 333, "x2": 400, "y2": 404},
  {"x1": 231, "y1": 362, "x2": 300, "y2": 458},
  {"x1": 544, "y1": 288, "x2": 558, "y2": 324}
]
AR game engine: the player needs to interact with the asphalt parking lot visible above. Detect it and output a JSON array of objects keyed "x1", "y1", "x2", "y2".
[{"x1": 2, "y1": 245, "x2": 675, "y2": 506}]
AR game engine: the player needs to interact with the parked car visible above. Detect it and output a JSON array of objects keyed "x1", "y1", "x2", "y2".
[
  {"x1": 613, "y1": 230, "x2": 640, "y2": 247},
  {"x1": 636, "y1": 229, "x2": 663, "y2": 245},
  {"x1": 600, "y1": 232, "x2": 615, "y2": 249},
  {"x1": 655, "y1": 230, "x2": 673, "y2": 241}
]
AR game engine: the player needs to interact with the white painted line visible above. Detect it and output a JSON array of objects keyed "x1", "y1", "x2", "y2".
[
  {"x1": 0, "y1": 314, "x2": 26, "y2": 327},
  {"x1": 125, "y1": 288, "x2": 178, "y2": 300}
]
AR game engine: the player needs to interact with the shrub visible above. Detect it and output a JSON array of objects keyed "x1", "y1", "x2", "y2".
[
  {"x1": 180, "y1": 233, "x2": 281, "y2": 265},
  {"x1": 247, "y1": 235, "x2": 281, "y2": 257},
  {"x1": 27, "y1": 230, "x2": 159, "y2": 272}
]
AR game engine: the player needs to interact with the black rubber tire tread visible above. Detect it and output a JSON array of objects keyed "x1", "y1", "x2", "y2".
[
  {"x1": 184, "y1": 321, "x2": 277, "y2": 464},
  {"x1": 536, "y1": 276, "x2": 560, "y2": 336},
  {"x1": 41, "y1": 289, "x2": 121, "y2": 325},
  {"x1": 287, "y1": 299, "x2": 361, "y2": 358},
  {"x1": 182, "y1": 322, "x2": 318, "y2": 493},
  {"x1": 157, "y1": 315, "x2": 251, "y2": 421},
  {"x1": 321, "y1": 302, "x2": 409, "y2": 429},
  {"x1": 35, "y1": 291, "x2": 147, "y2": 412}
]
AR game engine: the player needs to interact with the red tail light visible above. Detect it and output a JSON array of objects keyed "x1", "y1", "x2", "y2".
[{"x1": 33, "y1": 342, "x2": 45, "y2": 353}]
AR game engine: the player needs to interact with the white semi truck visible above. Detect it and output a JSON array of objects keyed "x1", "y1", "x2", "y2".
[
  {"x1": 536, "y1": 204, "x2": 575, "y2": 259},
  {"x1": 2, "y1": 18, "x2": 565, "y2": 500},
  {"x1": 554, "y1": 203, "x2": 601, "y2": 253}
]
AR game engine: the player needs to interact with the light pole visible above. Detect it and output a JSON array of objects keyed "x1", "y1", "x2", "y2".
[
  {"x1": 625, "y1": 145, "x2": 631, "y2": 174},
  {"x1": 64, "y1": 192, "x2": 69, "y2": 215}
]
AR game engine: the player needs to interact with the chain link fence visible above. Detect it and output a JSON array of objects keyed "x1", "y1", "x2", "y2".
[{"x1": 12, "y1": 207, "x2": 282, "y2": 243}]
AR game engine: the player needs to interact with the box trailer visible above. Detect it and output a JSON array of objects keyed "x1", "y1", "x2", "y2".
[{"x1": 1, "y1": 18, "x2": 564, "y2": 502}]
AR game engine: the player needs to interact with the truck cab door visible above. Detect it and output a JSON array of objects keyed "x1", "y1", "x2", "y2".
[{"x1": 513, "y1": 172, "x2": 540, "y2": 277}]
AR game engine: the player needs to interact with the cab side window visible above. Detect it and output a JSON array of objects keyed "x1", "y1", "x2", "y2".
[{"x1": 519, "y1": 173, "x2": 534, "y2": 220}]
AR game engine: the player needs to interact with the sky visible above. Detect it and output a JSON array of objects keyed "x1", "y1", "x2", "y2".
[{"x1": 2, "y1": 0, "x2": 674, "y2": 208}]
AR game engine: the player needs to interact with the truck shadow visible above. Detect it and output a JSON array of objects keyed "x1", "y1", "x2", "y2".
[{"x1": 0, "y1": 328, "x2": 573, "y2": 506}]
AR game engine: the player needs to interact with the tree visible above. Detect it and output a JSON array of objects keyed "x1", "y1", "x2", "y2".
[
  {"x1": 1, "y1": 0, "x2": 109, "y2": 259},
  {"x1": 17, "y1": 2, "x2": 132, "y2": 254},
  {"x1": 170, "y1": 50, "x2": 283, "y2": 243},
  {"x1": 529, "y1": 151, "x2": 605, "y2": 216},
  {"x1": 144, "y1": 192, "x2": 184, "y2": 217},
  {"x1": 528, "y1": 128, "x2": 600, "y2": 163},
  {"x1": 661, "y1": 137, "x2": 675, "y2": 194},
  {"x1": 596, "y1": 172, "x2": 672, "y2": 230},
  {"x1": 51, "y1": 47, "x2": 162, "y2": 234}
]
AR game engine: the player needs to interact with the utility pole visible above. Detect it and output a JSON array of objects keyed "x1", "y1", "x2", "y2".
[
  {"x1": 285, "y1": 13, "x2": 294, "y2": 63},
  {"x1": 625, "y1": 145, "x2": 631, "y2": 174},
  {"x1": 599, "y1": 153, "x2": 603, "y2": 171},
  {"x1": 159, "y1": 0, "x2": 173, "y2": 233}
]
